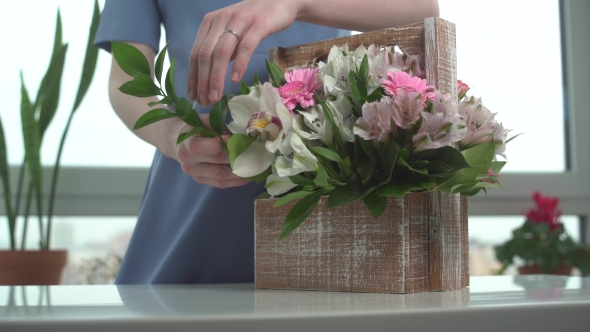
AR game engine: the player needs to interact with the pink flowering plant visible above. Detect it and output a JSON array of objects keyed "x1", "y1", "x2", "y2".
[
  {"x1": 112, "y1": 43, "x2": 514, "y2": 240},
  {"x1": 494, "y1": 192, "x2": 590, "y2": 274}
]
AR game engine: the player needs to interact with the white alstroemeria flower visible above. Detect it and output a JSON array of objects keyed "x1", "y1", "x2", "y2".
[
  {"x1": 295, "y1": 106, "x2": 332, "y2": 145},
  {"x1": 458, "y1": 97, "x2": 496, "y2": 149},
  {"x1": 275, "y1": 131, "x2": 318, "y2": 177},
  {"x1": 432, "y1": 91, "x2": 467, "y2": 143},
  {"x1": 320, "y1": 45, "x2": 355, "y2": 97},
  {"x1": 412, "y1": 111, "x2": 456, "y2": 152},
  {"x1": 327, "y1": 94, "x2": 355, "y2": 142},
  {"x1": 265, "y1": 167, "x2": 297, "y2": 197},
  {"x1": 227, "y1": 82, "x2": 293, "y2": 177}
]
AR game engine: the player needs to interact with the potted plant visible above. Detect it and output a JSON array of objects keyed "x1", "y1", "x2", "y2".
[
  {"x1": 0, "y1": 1, "x2": 100, "y2": 285},
  {"x1": 495, "y1": 191, "x2": 590, "y2": 275}
]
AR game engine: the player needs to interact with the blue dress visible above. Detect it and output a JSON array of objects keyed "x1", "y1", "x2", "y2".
[{"x1": 94, "y1": 0, "x2": 345, "y2": 284}]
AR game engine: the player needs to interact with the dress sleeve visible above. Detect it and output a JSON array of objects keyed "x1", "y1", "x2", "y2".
[{"x1": 94, "y1": 0, "x2": 161, "y2": 53}]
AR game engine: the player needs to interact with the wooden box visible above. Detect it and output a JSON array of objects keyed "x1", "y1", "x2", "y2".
[
  {"x1": 255, "y1": 192, "x2": 468, "y2": 293},
  {"x1": 255, "y1": 17, "x2": 467, "y2": 293}
]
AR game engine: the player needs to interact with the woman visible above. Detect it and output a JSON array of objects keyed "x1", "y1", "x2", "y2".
[{"x1": 95, "y1": 0, "x2": 439, "y2": 284}]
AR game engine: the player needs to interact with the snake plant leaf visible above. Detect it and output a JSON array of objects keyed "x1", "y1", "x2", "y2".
[
  {"x1": 20, "y1": 75, "x2": 43, "y2": 235},
  {"x1": 71, "y1": 0, "x2": 101, "y2": 113},
  {"x1": 38, "y1": 44, "x2": 68, "y2": 137},
  {"x1": 0, "y1": 115, "x2": 15, "y2": 249}
]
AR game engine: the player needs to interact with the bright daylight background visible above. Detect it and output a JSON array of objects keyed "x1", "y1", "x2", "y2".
[{"x1": 0, "y1": 0, "x2": 579, "y2": 283}]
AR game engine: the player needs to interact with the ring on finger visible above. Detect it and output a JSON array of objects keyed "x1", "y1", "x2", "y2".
[{"x1": 221, "y1": 29, "x2": 241, "y2": 42}]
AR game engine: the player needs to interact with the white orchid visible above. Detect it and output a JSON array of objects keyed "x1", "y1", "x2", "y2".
[{"x1": 227, "y1": 82, "x2": 293, "y2": 178}]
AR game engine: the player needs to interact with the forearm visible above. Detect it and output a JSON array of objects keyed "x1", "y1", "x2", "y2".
[
  {"x1": 108, "y1": 65, "x2": 179, "y2": 159},
  {"x1": 296, "y1": 0, "x2": 439, "y2": 32}
]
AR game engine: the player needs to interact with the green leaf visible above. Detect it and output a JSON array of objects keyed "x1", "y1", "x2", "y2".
[
  {"x1": 436, "y1": 140, "x2": 495, "y2": 193},
  {"x1": 134, "y1": 108, "x2": 179, "y2": 130},
  {"x1": 181, "y1": 110, "x2": 205, "y2": 128},
  {"x1": 71, "y1": 0, "x2": 100, "y2": 112},
  {"x1": 377, "y1": 183, "x2": 415, "y2": 198},
  {"x1": 289, "y1": 174, "x2": 316, "y2": 187},
  {"x1": 247, "y1": 166, "x2": 271, "y2": 183},
  {"x1": 362, "y1": 190, "x2": 387, "y2": 219},
  {"x1": 227, "y1": 134, "x2": 255, "y2": 168},
  {"x1": 209, "y1": 95, "x2": 229, "y2": 136},
  {"x1": 505, "y1": 133, "x2": 523, "y2": 144},
  {"x1": 154, "y1": 43, "x2": 169, "y2": 85},
  {"x1": 358, "y1": 55, "x2": 369, "y2": 85},
  {"x1": 312, "y1": 146, "x2": 342, "y2": 163},
  {"x1": 119, "y1": 74, "x2": 161, "y2": 97},
  {"x1": 176, "y1": 127, "x2": 206, "y2": 144},
  {"x1": 239, "y1": 80, "x2": 251, "y2": 95},
  {"x1": 326, "y1": 174, "x2": 363, "y2": 209},
  {"x1": 165, "y1": 58, "x2": 178, "y2": 101},
  {"x1": 356, "y1": 160, "x2": 374, "y2": 185},
  {"x1": 265, "y1": 59, "x2": 286, "y2": 87},
  {"x1": 252, "y1": 72, "x2": 260, "y2": 86},
  {"x1": 38, "y1": 44, "x2": 68, "y2": 137},
  {"x1": 0, "y1": 115, "x2": 15, "y2": 248},
  {"x1": 111, "y1": 41, "x2": 151, "y2": 77},
  {"x1": 20, "y1": 76, "x2": 43, "y2": 222},
  {"x1": 314, "y1": 164, "x2": 329, "y2": 188},
  {"x1": 274, "y1": 190, "x2": 314, "y2": 207},
  {"x1": 398, "y1": 157, "x2": 428, "y2": 175},
  {"x1": 424, "y1": 146, "x2": 471, "y2": 176},
  {"x1": 365, "y1": 87, "x2": 385, "y2": 103},
  {"x1": 357, "y1": 136, "x2": 378, "y2": 164},
  {"x1": 279, "y1": 191, "x2": 323, "y2": 240},
  {"x1": 320, "y1": 102, "x2": 344, "y2": 147},
  {"x1": 380, "y1": 141, "x2": 400, "y2": 184},
  {"x1": 174, "y1": 97, "x2": 193, "y2": 117},
  {"x1": 490, "y1": 161, "x2": 507, "y2": 174},
  {"x1": 349, "y1": 71, "x2": 368, "y2": 102}
]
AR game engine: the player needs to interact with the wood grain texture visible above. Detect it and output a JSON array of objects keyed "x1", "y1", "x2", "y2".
[
  {"x1": 255, "y1": 192, "x2": 462, "y2": 294},
  {"x1": 271, "y1": 22, "x2": 426, "y2": 72},
  {"x1": 461, "y1": 195, "x2": 470, "y2": 288}
]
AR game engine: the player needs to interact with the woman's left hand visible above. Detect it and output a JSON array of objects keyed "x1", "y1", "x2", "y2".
[{"x1": 187, "y1": 0, "x2": 301, "y2": 106}]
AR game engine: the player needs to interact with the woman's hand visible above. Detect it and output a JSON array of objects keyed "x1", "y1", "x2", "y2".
[
  {"x1": 169, "y1": 114, "x2": 251, "y2": 189},
  {"x1": 187, "y1": 0, "x2": 301, "y2": 106}
]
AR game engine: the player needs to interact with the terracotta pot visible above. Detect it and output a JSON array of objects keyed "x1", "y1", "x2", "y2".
[
  {"x1": 0, "y1": 250, "x2": 68, "y2": 285},
  {"x1": 518, "y1": 265, "x2": 573, "y2": 276}
]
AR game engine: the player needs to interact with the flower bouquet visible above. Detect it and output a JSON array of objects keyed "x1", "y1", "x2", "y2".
[
  {"x1": 111, "y1": 42, "x2": 512, "y2": 240},
  {"x1": 495, "y1": 191, "x2": 590, "y2": 275}
]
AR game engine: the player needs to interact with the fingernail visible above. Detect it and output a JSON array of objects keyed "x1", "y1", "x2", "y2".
[
  {"x1": 209, "y1": 89, "x2": 219, "y2": 101},
  {"x1": 199, "y1": 94, "x2": 208, "y2": 105},
  {"x1": 231, "y1": 72, "x2": 239, "y2": 82}
]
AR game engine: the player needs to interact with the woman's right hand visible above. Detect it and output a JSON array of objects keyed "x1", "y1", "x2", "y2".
[{"x1": 166, "y1": 114, "x2": 250, "y2": 189}]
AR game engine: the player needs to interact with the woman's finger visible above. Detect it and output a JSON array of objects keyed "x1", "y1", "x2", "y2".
[
  {"x1": 230, "y1": 21, "x2": 266, "y2": 84},
  {"x1": 194, "y1": 11, "x2": 231, "y2": 106},
  {"x1": 188, "y1": 11, "x2": 216, "y2": 100},
  {"x1": 193, "y1": 176, "x2": 251, "y2": 189}
]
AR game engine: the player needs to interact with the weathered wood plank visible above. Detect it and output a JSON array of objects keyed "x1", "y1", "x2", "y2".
[{"x1": 461, "y1": 195, "x2": 470, "y2": 287}]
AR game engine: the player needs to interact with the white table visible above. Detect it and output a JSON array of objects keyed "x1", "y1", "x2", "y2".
[{"x1": 0, "y1": 276, "x2": 589, "y2": 332}]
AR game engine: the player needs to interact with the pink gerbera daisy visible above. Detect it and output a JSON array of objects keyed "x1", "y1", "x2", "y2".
[
  {"x1": 381, "y1": 70, "x2": 435, "y2": 105},
  {"x1": 277, "y1": 68, "x2": 322, "y2": 111}
]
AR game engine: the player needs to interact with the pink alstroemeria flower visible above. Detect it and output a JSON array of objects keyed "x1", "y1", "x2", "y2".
[
  {"x1": 277, "y1": 68, "x2": 322, "y2": 111},
  {"x1": 381, "y1": 70, "x2": 435, "y2": 105},
  {"x1": 457, "y1": 80, "x2": 470, "y2": 100}
]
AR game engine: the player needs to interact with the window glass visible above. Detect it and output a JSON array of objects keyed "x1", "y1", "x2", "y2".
[
  {"x1": 439, "y1": 0, "x2": 566, "y2": 172},
  {"x1": 0, "y1": 0, "x2": 157, "y2": 167},
  {"x1": 0, "y1": 216, "x2": 136, "y2": 285},
  {"x1": 469, "y1": 215, "x2": 579, "y2": 276}
]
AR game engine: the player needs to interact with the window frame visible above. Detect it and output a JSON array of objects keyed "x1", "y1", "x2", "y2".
[{"x1": 1, "y1": 0, "x2": 588, "y2": 242}]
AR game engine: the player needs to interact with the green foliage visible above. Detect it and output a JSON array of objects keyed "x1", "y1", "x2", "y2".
[
  {"x1": 0, "y1": 1, "x2": 102, "y2": 250},
  {"x1": 209, "y1": 95, "x2": 229, "y2": 136},
  {"x1": 279, "y1": 191, "x2": 323, "y2": 240},
  {"x1": 265, "y1": 59, "x2": 286, "y2": 87},
  {"x1": 494, "y1": 221, "x2": 590, "y2": 274}
]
